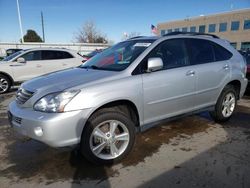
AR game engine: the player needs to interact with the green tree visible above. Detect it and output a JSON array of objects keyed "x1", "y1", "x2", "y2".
[{"x1": 21, "y1": 29, "x2": 43, "y2": 43}]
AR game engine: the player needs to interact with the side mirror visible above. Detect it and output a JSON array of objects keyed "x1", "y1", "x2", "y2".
[
  {"x1": 17, "y1": 57, "x2": 26, "y2": 64},
  {"x1": 147, "y1": 57, "x2": 163, "y2": 72}
]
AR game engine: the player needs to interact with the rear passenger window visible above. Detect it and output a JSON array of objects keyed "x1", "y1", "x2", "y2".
[
  {"x1": 187, "y1": 39, "x2": 215, "y2": 65},
  {"x1": 147, "y1": 39, "x2": 189, "y2": 69},
  {"x1": 42, "y1": 50, "x2": 74, "y2": 60},
  {"x1": 212, "y1": 43, "x2": 232, "y2": 61}
]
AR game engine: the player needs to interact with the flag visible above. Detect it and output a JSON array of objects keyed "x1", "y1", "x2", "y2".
[{"x1": 151, "y1": 24, "x2": 157, "y2": 35}]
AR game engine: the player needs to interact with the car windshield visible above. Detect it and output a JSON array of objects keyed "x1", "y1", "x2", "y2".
[
  {"x1": 2, "y1": 50, "x2": 26, "y2": 61},
  {"x1": 80, "y1": 39, "x2": 155, "y2": 71}
]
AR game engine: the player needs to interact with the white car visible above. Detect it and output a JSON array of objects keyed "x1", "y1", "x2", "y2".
[{"x1": 0, "y1": 48, "x2": 83, "y2": 94}]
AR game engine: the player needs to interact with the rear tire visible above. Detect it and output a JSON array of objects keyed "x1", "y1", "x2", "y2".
[
  {"x1": 210, "y1": 85, "x2": 237, "y2": 123},
  {"x1": 81, "y1": 111, "x2": 135, "y2": 165},
  {"x1": 0, "y1": 74, "x2": 11, "y2": 94}
]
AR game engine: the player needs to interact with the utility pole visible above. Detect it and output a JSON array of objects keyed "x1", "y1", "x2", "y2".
[
  {"x1": 17, "y1": 0, "x2": 24, "y2": 43},
  {"x1": 41, "y1": 11, "x2": 45, "y2": 42}
]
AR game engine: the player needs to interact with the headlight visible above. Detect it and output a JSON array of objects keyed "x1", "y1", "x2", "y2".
[{"x1": 34, "y1": 90, "x2": 80, "y2": 113}]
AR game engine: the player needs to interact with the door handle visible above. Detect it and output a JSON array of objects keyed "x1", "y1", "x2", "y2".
[
  {"x1": 186, "y1": 70, "x2": 195, "y2": 76},
  {"x1": 223, "y1": 64, "x2": 229, "y2": 70},
  {"x1": 63, "y1": 63, "x2": 68, "y2": 66},
  {"x1": 36, "y1": 64, "x2": 42, "y2": 68}
]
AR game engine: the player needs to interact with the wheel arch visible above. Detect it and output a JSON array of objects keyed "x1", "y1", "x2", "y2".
[{"x1": 0, "y1": 71, "x2": 14, "y2": 85}]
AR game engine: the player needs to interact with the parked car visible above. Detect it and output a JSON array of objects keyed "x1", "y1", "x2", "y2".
[
  {"x1": 8, "y1": 32, "x2": 248, "y2": 164},
  {"x1": 238, "y1": 49, "x2": 250, "y2": 92},
  {"x1": 6, "y1": 48, "x2": 23, "y2": 56},
  {"x1": 0, "y1": 48, "x2": 83, "y2": 94},
  {"x1": 81, "y1": 49, "x2": 103, "y2": 62}
]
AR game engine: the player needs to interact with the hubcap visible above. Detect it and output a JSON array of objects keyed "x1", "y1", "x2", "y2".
[
  {"x1": 90, "y1": 120, "x2": 130, "y2": 160},
  {"x1": 0, "y1": 78, "x2": 8, "y2": 93},
  {"x1": 222, "y1": 92, "x2": 236, "y2": 118}
]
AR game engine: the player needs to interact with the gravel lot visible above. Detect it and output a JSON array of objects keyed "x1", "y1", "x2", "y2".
[{"x1": 0, "y1": 90, "x2": 250, "y2": 188}]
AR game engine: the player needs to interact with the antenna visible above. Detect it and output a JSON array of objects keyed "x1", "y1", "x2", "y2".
[{"x1": 41, "y1": 11, "x2": 45, "y2": 42}]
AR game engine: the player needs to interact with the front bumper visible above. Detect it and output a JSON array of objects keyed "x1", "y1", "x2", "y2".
[{"x1": 8, "y1": 101, "x2": 92, "y2": 147}]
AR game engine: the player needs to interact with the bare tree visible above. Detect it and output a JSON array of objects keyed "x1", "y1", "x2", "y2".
[
  {"x1": 122, "y1": 31, "x2": 141, "y2": 41},
  {"x1": 74, "y1": 21, "x2": 108, "y2": 43}
]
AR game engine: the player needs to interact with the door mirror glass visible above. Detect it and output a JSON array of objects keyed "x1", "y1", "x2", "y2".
[
  {"x1": 17, "y1": 57, "x2": 26, "y2": 63},
  {"x1": 147, "y1": 57, "x2": 163, "y2": 72}
]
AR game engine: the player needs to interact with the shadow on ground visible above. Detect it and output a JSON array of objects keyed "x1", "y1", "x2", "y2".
[{"x1": 0, "y1": 92, "x2": 249, "y2": 187}]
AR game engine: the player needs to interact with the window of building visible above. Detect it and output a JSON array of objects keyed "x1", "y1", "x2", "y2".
[
  {"x1": 219, "y1": 22, "x2": 227, "y2": 32},
  {"x1": 231, "y1": 21, "x2": 240, "y2": 31},
  {"x1": 182, "y1": 27, "x2": 188, "y2": 32},
  {"x1": 208, "y1": 24, "x2": 216, "y2": 33},
  {"x1": 243, "y1": 20, "x2": 250, "y2": 30},
  {"x1": 174, "y1": 28, "x2": 179, "y2": 32},
  {"x1": 190, "y1": 26, "x2": 196, "y2": 32},
  {"x1": 241, "y1": 42, "x2": 250, "y2": 50},
  {"x1": 161, "y1": 30, "x2": 166, "y2": 36},
  {"x1": 167, "y1": 29, "x2": 172, "y2": 33},
  {"x1": 230, "y1": 43, "x2": 237, "y2": 49},
  {"x1": 199, "y1": 25, "x2": 206, "y2": 33}
]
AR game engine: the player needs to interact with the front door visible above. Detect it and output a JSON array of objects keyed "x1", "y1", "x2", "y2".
[{"x1": 141, "y1": 38, "x2": 197, "y2": 124}]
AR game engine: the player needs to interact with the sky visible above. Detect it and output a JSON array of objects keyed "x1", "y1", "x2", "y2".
[{"x1": 0, "y1": 0, "x2": 249, "y2": 43}]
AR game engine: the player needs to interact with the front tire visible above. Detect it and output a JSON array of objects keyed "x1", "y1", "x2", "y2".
[
  {"x1": 210, "y1": 85, "x2": 237, "y2": 123},
  {"x1": 81, "y1": 111, "x2": 135, "y2": 165},
  {"x1": 0, "y1": 74, "x2": 11, "y2": 94}
]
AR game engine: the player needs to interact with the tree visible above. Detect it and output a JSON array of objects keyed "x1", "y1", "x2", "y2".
[
  {"x1": 21, "y1": 30, "x2": 43, "y2": 43},
  {"x1": 122, "y1": 32, "x2": 141, "y2": 41},
  {"x1": 74, "y1": 21, "x2": 108, "y2": 43}
]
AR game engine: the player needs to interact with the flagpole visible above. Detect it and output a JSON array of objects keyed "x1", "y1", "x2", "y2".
[{"x1": 17, "y1": 0, "x2": 24, "y2": 43}]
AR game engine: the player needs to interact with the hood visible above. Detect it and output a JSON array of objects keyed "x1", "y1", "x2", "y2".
[{"x1": 22, "y1": 67, "x2": 119, "y2": 92}]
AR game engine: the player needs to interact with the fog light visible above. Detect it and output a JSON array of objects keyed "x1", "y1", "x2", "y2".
[{"x1": 34, "y1": 127, "x2": 43, "y2": 137}]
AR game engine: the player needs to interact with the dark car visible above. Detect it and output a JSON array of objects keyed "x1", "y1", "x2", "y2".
[
  {"x1": 81, "y1": 49, "x2": 103, "y2": 63},
  {"x1": 6, "y1": 48, "x2": 23, "y2": 56},
  {"x1": 239, "y1": 50, "x2": 250, "y2": 92}
]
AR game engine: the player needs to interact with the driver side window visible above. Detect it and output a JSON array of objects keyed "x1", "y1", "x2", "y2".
[
  {"x1": 20, "y1": 51, "x2": 41, "y2": 61},
  {"x1": 148, "y1": 39, "x2": 189, "y2": 70}
]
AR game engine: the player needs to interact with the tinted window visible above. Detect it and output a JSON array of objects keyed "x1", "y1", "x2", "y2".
[
  {"x1": 187, "y1": 39, "x2": 215, "y2": 64},
  {"x1": 244, "y1": 20, "x2": 250, "y2": 30},
  {"x1": 182, "y1": 27, "x2": 188, "y2": 32},
  {"x1": 146, "y1": 39, "x2": 189, "y2": 70},
  {"x1": 219, "y1": 22, "x2": 227, "y2": 32},
  {"x1": 231, "y1": 21, "x2": 240, "y2": 31},
  {"x1": 208, "y1": 24, "x2": 216, "y2": 32},
  {"x1": 199, "y1": 25, "x2": 206, "y2": 33},
  {"x1": 41, "y1": 50, "x2": 73, "y2": 60},
  {"x1": 161, "y1": 30, "x2": 166, "y2": 36},
  {"x1": 21, "y1": 51, "x2": 41, "y2": 61},
  {"x1": 167, "y1": 29, "x2": 172, "y2": 33},
  {"x1": 190, "y1": 26, "x2": 196, "y2": 32},
  {"x1": 212, "y1": 43, "x2": 232, "y2": 61}
]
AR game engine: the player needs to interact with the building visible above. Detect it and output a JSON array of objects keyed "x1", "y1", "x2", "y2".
[{"x1": 157, "y1": 8, "x2": 250, "y2": 50}]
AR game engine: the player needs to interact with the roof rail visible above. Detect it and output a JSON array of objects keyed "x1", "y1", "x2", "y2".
[
  {"x1": 163, "y1": 31, "x2": 219, "y2": 39},
  {"x1": 128, "y1": 36, "x2": 145, "y2": 40}
]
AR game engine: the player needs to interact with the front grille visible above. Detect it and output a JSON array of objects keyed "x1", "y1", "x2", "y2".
[{"x1": 16, "y1": 88, "x2": 34, "y2": 104}]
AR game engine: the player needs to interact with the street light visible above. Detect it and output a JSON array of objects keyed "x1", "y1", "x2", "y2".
[{"x1": 17, "y1": 0, "x2": 24, "y2": 43}]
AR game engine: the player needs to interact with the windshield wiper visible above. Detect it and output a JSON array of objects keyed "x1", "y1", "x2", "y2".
[{"x1": 80, "y1": 65, "x2": 100, "y2": 70}]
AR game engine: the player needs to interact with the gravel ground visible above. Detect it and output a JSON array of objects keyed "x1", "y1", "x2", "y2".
[{"x1": 0, "y1": 90, "x2": 250, "y2": 188}]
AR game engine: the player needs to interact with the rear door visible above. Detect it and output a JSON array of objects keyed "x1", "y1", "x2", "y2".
[
  {"x1": 141, "y1": 38, "x2": 197, "y2": 124},
  {"x1": 186, "y1": 38, "x2": 232, "y2": 109},
  {"x1": 11, "y1": 50, "x2": 44, "y2": 81},
  {"x1": 41, "y1": 50, "x2": 78, "y2": 74}
]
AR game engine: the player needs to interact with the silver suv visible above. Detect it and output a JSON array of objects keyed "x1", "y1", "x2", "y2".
[{"x1": 8, "y1": 33, "x2": 248, "y2": 164}]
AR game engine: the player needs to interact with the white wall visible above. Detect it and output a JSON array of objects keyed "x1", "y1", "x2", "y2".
[{"x1": 0, "y1": 42, "x2": 110, "y2": 57}]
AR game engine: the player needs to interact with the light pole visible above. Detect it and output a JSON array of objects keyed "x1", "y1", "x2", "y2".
[{"x1": 17, "y1": 0, "x2": 24, "y2": 43}]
